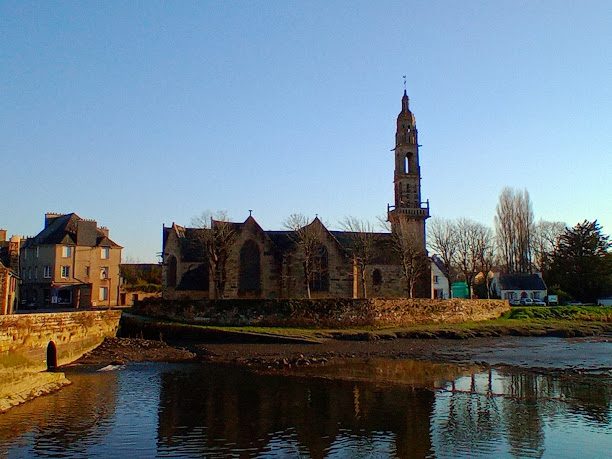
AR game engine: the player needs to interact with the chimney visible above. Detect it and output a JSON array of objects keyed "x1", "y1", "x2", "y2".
[
  {"x1": 0, "y1": 229, "x2": 6, "y2": 242},
  {"x1": 99, "y1": 226, "x2": 109, "y2": 238},
  {"x1": 76, "y1": 220, "x2": 97, "y2": 246},
  {"x1": 45, "y1": 213, "x2": 64, "y2": 228}
]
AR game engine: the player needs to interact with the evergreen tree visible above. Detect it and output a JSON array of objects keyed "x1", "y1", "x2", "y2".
[{"x1": 549, "y1": 220, "x2": 611, "y2": 302}]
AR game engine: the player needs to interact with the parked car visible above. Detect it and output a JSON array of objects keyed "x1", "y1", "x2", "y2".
[
  {"x1": 520, "y1": 298, "x2": 533, "y2": 306},
  {"x1": 532, "y1": 299, "x2": 546, "y2": 306},
  {"x1": 509, "y1": 299, "x2": 521, "y2": 306}
]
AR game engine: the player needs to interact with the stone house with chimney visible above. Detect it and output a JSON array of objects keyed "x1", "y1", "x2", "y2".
[
  {"x1": 20, "y1": 213, "x2": 122, "y2": 308},
  {"x1": 162, "y1": 90, "x2": 432, "y2": 300}
]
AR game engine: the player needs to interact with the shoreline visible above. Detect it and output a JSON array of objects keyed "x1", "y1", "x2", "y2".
[{"x1": 74, "y1": 333, "x2": 612, "y2": 376}]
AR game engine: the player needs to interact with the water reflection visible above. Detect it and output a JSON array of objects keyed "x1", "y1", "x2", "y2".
[
  {"x1": 157, "y1": 365, "x2": 435, "y2": 458},
  {"x1": 0, "y1": 360, "x2": 610, "y2": 458}
]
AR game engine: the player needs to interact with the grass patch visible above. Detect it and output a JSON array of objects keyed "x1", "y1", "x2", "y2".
[{"x1": 121, "y1": 307, "x2": 612, "y2": 343}]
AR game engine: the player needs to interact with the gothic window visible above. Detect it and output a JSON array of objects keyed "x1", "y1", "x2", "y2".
[
  {"x1": 372, "y1": 269, "x2": 383, "y2": 286},
  {"x1": 310, "y1": 245, "x2": 329, "y2": 292},
  {"x1": 239, "y1": 240, "x2": 261, "y2": 295},
  {"x1": 166, "y1": 255, "x2": 177, "y2": 288},
  {"x1": 177, "y1": 264, "x2": 209, "y2": 291}
]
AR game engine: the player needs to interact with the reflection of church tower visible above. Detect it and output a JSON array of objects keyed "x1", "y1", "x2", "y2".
[{"x1": 387, "y1": 89, "x2": 430, "y2": 249}]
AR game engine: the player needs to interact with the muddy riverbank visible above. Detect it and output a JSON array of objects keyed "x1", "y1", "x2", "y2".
[{"x1": 75, "y1": 334, "x2": 612, "y2": 375}]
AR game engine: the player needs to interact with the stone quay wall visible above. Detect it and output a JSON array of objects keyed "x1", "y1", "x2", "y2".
[
  {"x1": 134, "y1": 298, "x2": 510, "y2": 328},
  {"x1": 0, "y1": 310, "x2": 121, "y2": 412}
]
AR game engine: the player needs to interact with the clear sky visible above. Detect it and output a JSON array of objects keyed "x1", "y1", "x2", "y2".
[{"x1": 1, "y1": 1, "x2": 610, "y2": 262}]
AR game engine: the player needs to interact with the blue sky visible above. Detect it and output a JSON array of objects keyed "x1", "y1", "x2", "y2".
[{"x1": 1, "y1": 1, "x2": 610, "y2": 261}]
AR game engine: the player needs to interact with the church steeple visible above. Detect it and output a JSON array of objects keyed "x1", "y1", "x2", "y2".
[{"x1": 387, "y1": 88, "x2": 429, "y2": 245}]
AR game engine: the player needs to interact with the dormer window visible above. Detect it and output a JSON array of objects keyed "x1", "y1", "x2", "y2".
[
  {"x1": 62, "y1": 246, "x2": 72, "y2": 258},
  {"x1": 101, "y1": 247, "x2": 110, "y2": 259}
]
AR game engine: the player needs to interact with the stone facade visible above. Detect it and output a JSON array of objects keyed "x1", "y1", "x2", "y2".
[
  {"x1": 20, "y1": 213, "x2": 122, "y2": 309},
  {"x1": 162, "y1": 91, "x2": 432, "y2": 300},
  {"x1": 0, "y1": 310, "x2": 121, "y2": 411},
  {"x1": 0, "y1": 262, "x2": 18, "y2": 315}
]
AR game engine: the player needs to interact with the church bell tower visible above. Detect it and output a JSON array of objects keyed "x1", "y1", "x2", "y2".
[{"x1": 387, "y1": 89, "x2": 430, "y2": 248}]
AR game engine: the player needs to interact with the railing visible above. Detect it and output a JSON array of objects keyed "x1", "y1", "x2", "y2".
[{"x1": 387, "y1": 200, "x2": 430, "y2": 218}]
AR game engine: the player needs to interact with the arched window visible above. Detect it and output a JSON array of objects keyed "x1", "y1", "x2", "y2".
[
  {"x1": 177, "y1": 264, "x2": 209, "y2": 291},
  {"x1": 404, "y1": 155, "x2": 409, "y2": 174},
  {"x1": 310, "y1": 245, "x2": 329, "y2": 292},
  {"x1": 239, "y1": 240, "x2": 261, "y2": 296},
  {"x1": 166, "y1": 255, "x2": 177, "y2": 288},
  {"x1": 372, "y1": 269, "x2": 383, "y2": 286}
]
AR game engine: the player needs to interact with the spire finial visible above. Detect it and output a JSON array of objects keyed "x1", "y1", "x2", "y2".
[
  {"x1": 248, "y1": 209, "x2": 253, "y2": 217},
  {"x1": 403, "y1": 75, "x2": 406, "y2": 92}
]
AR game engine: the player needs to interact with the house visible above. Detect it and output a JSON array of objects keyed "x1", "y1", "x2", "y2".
[
  {"x1": 430, "y1": 255, "x2": 450, "y2": 299},
  {"x1": 0, "y1": 229, "x2": 22, "y2": 314},
  {"x1": 20, "y1": 213, "x2": 122, "y2": 308},
  {"x1": 162, "y1": 90, "x2": 433, "y2": 300},
  {"x1": 490, "y1": 273, "x2": 547, "y2": 301},
  {"x1": 0, "y1": 261, "x2": 19, "y2": 314}
]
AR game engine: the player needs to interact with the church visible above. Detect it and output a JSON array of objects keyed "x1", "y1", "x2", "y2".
[{"x1": 162, "y1": 90, "x2": 431, "y2": 299}]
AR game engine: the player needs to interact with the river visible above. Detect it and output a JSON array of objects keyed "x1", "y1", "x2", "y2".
[{"x1": 0, "y1": 356, "x2": 610, "y2": 458}]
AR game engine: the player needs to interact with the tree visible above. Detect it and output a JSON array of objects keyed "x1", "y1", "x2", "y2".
[
  {"x1": 455, "y1": 218, "x2": 482, "y2": 298},
  {"x1": 427, "y1": 217, "x2": 458, "y2": 289},
  {"x1": 548, "y1": 220, "x2": 611, "y2": 303},
  {"x1": 340, "y1": 216, "x2": 376, "y2": 298},
  {"x1": 191, "y1": 211, "x2": 238, "y2": 299},
  {"x1": 284, "y1": 214, "x2": 325, "y2": 299},
  {"x1": 474, "y1": 224, "x2": 496, "y2": 299},
  {"x1": 392, "y1": 219, "x2": 428, "y2": 298},
  {"x1": 532, "y1": 220, "x2": 566, "y2": 274},
  {"x1": 494, "y1": 187, "x2": 534, "y2": 273}
]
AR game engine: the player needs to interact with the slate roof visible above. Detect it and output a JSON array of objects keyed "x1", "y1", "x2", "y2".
[
  {"x1": 168, "y1": 217, "x2": 402, "y2": 265},
  {"x1": 26, "y1": 213, "x2": 121, "y2": 248},
  {"x1": 497, "y1": 273, "x2": 547, "y2": 291}
]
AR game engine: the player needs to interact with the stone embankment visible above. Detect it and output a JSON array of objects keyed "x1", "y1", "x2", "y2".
[
  {"x1": 0, "y1": 310, "x2": 121, "y2": 412},
  {"x1": 133, "y1": 297, "x2": 510, "y2": 328}
]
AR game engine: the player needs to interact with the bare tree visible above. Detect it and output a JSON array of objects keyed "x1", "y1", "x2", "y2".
[
  {"x1": 532, "y1": 220, "x2": 566, "y2": 273},
  {"x1": 392, "y1": 219, "x2": 428, "y2": 298},
  {"x1": 340, "y1": 216, "x2": 376, "y2": 298},
  {"x1": 191, "y1": 211, "x2": 238, "y2": 299},
  {"x1": 283, "y1": 214, "x2": 325, "y2": 299},
  {"x1": 494, "y1": 187, "x2": 534, "y2": 273},
  {"x1": 427, "y1": 217, "x2": 458, "y2": 288},
  {"x1": 474, "y1": 224, "x2": 496, "y2": 298},
  {"x1": 454, "y1": 218, "x2": 484, "y2": 298}
]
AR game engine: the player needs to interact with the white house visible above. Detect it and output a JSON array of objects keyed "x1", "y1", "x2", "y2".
[
  {"x1": 431, "y1": 256, "x2": 450, "y2": 299},
  {"x1": 490, "y1": 273, "x2": 547, "y2": 301}
]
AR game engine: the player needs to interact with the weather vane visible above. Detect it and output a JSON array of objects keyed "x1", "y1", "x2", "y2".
[{"x1": 403, "y1": 75, "x2": 406, "y2": 90}]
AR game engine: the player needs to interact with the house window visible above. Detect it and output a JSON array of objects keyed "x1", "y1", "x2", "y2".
[
  {"x1": 101, "y1": 247, "x2": 110, "y2": 259},
  {"x1": 85, "y1": 266, "x2": 90, "y2": 277},
  {"x1": 99, "y1": 287, "x2": 108, "y2": 301},
  {"x1": 43, "y1": 266, "x2": 51, "y2": 278},
  {"x1": 62, "y1": 246, "x2": 72, "y2": 258},
  {"x1": 433, "y1": 275, "x2": 440, "y2": 284},
  {"x1": 61, "y1": 266, "x2": 70, "y2": 278},
  {"x1": 36, "y1": 246, "x2": 39, "y2": 258},
  {"x1": 100, "y1": 267, "x2": 109, "y2": 279}
]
